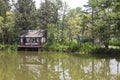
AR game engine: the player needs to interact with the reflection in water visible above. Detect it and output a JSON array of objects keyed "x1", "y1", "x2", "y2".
[{"x1": 0, "y1": 51, "x2": 120, "y2": 80}]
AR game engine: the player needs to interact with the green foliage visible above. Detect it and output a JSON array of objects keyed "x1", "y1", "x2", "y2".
[
  {"x1": 37, "y1": 0, "x2": 61, "y2": 29},
  {"x1": 43, "y1": 42, "x2": 68, "y2": 52},
  {"x1": 0, "y1": 11, "x2": 15, "y2": 44},
  {"x1": 0, "y1": 0, "x2": 120, "y2": 53},
  {"x1": 0, "y1": 44, "x2": 17, "y2": 51},
  {"x1": 80, "y1": 42, "x2": 96, "y2": 53},
  {"x1": 0, "y1": 44, "x2": 5, "y2": 50},
  {"x1": 66, "y1": 41, "x2": 81, "y2": 52},
  {"x1": 43, "y1": 41, "x2": 96, "y2": 53},
  {"x1": 90, "y1": 48, "x2": 120, "y2": 55},
  {"x1": 86, "y1": 0, "x2": 120, "y2": 48},
  {"x1": 66, "y1": 42, "x2": 96, "y2": 54},
  {"x1": 67, "y1": 7, "x2": 82, "y2": 41},
  {"x1": 0, "y1": 0, "x2": 8, "y2": 17},
  {"x1": 15, "y1": 0, "x2": 37, "y2": 30},
  {"x1": 0, "y1": 16, "x2": 4, "y2": 33},
  {"x1": 5, "y1": 11, "x2": 15, "y2": 31},
  {"x1": 109, "y1": 38, "x2": 120, "y2": 46}
]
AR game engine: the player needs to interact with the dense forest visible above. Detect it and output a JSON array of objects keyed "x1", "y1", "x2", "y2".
[{"x1": 0, "y1": 0, "x2": 120, "y2": 52}]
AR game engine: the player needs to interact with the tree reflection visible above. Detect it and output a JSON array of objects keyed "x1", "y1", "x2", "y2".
[
  {"x1": 0, "y1": 52, "x2": 120, "y2": 80},
  {"x1": 18, "y1": 52, "x2": 120, "y2": 80}
]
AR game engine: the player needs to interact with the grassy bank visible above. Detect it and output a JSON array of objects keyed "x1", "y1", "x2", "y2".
[
  {"x1": 0, "y1": 44, "x2": 17, "y2": 52},
  {"x1": 42, "y1": 42, "x2": 96, "y2": 53},
  {"x1": 0, "y1": 42, "x2": 119, "y2": 56},
  {"x1": 90, "y1": 48, "x2": 120, "y2": 54},
  {"x1": 42, "y1": 41, "x2": 120, "y2": 55}
]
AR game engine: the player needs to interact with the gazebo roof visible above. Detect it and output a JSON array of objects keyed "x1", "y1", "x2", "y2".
[{"x1": 20, "y1": 30, "x2": 45, "y2": 37}]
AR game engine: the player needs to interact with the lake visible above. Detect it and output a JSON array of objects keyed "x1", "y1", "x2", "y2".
[{"x1": 0, "y1": 51, "x2": 120, "y2": 80}]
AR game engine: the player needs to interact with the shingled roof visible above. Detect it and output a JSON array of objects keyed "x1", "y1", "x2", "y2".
[{"x1": 20, "y1": 30, "x2": 46, "y2": 37}]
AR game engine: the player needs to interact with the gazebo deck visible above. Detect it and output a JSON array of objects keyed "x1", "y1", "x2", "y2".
[
  {"x1": 18, "y1": 45, "x2": 42, "y2": 51},
  {"x1": 18, "y1": 45, "x2": 42, "y2": 48}
]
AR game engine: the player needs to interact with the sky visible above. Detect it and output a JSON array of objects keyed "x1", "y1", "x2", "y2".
[
  {"x1": 62, "y1": 0, "x2": 88, "y2": 9},
  {"x1": 34, "y1": 0, "x2": 88, "y2": 9}
]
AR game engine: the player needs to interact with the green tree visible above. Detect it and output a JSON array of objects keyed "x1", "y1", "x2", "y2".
[
  {"x1": 66, "y1": 7, "x2": 82, "y2": 42},
  {"x1": 5, "y1": 11, "x2": 15, "y2": 43},
  {"x1": 0, "y1": 0, "x2": 10, "y2": 44},
  {"x1": 0, "y1": 0, "x2": 8, "y2": 17},
  {"x1": 15, "y1": 0, "x2": 37, "y2": 30},
  {"x1": 0, "y1": 16, "x2": 4, "y2": 44},
  {"x1": 37, "y1": 0, "x2": 57, "y2": 29},
  {"x1": 86, "y1": 0, "x2": 120, "y2": 48},
  {"x1": 60, "y1": 2, "x2": 69, "y2": 43},
  {"x1": 12, "y1": 0, "x2": 37, "y2": 42},
  {"x1": 113, "y1": 0, "x2": 120, "y2": 37},
  {"x1": 80, "y1": 12, "x2": 92, "y2": 41},
  {"x1": 37, "y1": 0, "x2": 63, "y2": 43}
]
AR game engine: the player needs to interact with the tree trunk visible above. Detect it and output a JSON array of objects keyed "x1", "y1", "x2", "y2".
[
  {"x1": 104, "y1": 41, "x2": 109, "y2": 49},
  {"x1": 2, "y1": 33, "x2": 4, "y2": 45}
]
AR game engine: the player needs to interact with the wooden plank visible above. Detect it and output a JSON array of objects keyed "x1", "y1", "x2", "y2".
[{"x1": 18, "y1": 45, "x2": 42, "y2": 48}]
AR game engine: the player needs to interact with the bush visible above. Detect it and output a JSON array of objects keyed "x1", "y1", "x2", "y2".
[
  {"x1": 0, "y1": 44, "x2": 17, "y2": 51},
  {"x1": 109, "y1": 38, "x2": 120, "y2": 46},
  {"x1": 67, "y1": 42, "x2": 81, "y2": 52},
  {"x1": 43, "y1": 43, "x2": 68, "y2": 52},
  {"x1": 43, "y1": 42, "x2": 96, "y2": 53},
  {"x1": 90, "y1": 48, "x2": 120, "y2": 54},
  {"x1": 0, "y1": 44, "x2": 5, "y2": 50},
  {"x1": 80, "y1": 42, "x2": 95, "y2": 53}
]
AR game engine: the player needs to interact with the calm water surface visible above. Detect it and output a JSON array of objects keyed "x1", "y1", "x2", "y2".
[{"x1": 0, "y1": 51, "x2": 120, "y2": 80}]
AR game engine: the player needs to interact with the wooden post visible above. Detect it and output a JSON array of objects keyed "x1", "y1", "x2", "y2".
[{"x1": 38, "y1": 48, "x2": 41, "y2": 52}]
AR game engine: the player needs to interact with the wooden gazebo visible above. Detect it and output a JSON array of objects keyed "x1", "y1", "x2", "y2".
[{"x1": 18, "y1": 30, "x2": 47, "y2": 51}]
